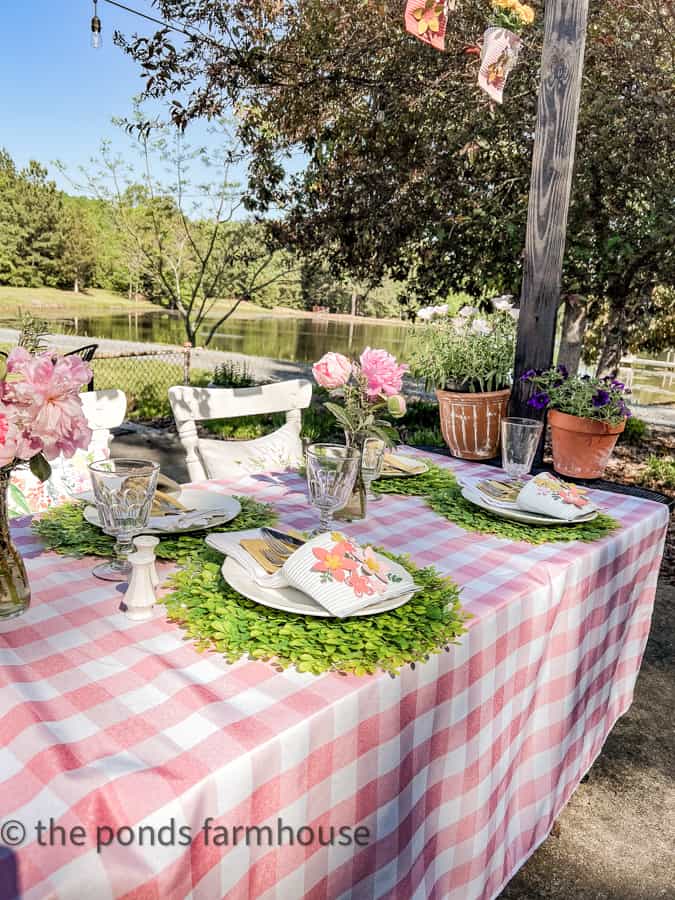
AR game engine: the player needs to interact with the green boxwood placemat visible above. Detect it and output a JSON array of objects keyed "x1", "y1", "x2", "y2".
[
  {"x1": 372, "y1": 463, "x2": 620, "y2": 545},
  {"x1": 32, "y1": 497, "x2": 277, "y2": 563},
  {"x1": 163, "y1": 546, "x2": 468, "y2": 676}
]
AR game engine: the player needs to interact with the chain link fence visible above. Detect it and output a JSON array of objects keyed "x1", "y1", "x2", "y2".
[{"x1": 89, "y1": 347, "x2": 207, "y2": 421}]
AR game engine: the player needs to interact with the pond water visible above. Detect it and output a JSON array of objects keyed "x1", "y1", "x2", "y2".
[
  {"x1": 11, "y1": 310, "x2": 417, "y2": 365},
  {"x1": 2, "y1": 309, "x2": 673, "y2": 407}
]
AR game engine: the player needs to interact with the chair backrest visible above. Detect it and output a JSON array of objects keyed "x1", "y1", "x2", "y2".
[
  {"x1": 66, "y1": 344, "x2": 98, "y2": 391},
  {"x1": 79, "y1": 389, "x2": 127, "y2": 452},
  {"x1": 169, "y1": 379, "x2": 313, "y2": 481}
]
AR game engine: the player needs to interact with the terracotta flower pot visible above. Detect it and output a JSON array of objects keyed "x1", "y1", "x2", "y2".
[
  {"x1": 548, "y1": 409, "x2": 626, "y2": 479},
  {"x1": 436, "y1": 388, "x2": 511, "y2": 460}
]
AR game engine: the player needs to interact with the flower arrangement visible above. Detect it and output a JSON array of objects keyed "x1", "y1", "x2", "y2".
[
  {"x1": 521, "y1": 367, "x2": 632, "y2": 425},
  {"x1": 312, "y1": 349, "x2": 408, "y2": 444},
  {"x1": 409, "y1": 307, "x2": 516, "y2": 393},
  {"x1": 490, "y1": 0, "x2": 535, "y2": 32},
  {"x1": 0, "y1": 345, "x2": 93, "y2": 479}
]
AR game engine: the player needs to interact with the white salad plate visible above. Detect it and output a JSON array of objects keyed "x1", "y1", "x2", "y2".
[
  {"x1": 83, "y1": 488, "x2": 241, "y2": 535},
  {"x1": 461, "y1": 486, "x2": 598, "y2": 526},
  {"x1": 220, "y1": 556, "x2": 415, "y2": 618}
]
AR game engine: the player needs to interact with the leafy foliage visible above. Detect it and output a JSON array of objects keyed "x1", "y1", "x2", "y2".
[
  {"x1": 372, "y1": 463, "x2": 620, "y2": 544},
  {"x1": 32, "y1": 497, "x2": 277, "y2": 560},
  {"x1": 644, "y1": 456, "x2": 675, "y2": 491},
  {"x1": 163, "y1": 547, "x2": 468, "y2": 676},
  {"x1": 117, "y1": 0, "x2": 674, "y2": 365},
  {"x1": 409, "y1": 310, "x2": 516, "y2": 392}
]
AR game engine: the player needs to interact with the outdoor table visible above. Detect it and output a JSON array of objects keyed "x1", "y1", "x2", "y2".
[{"x1": 0, "y1": 450, "x2": 669, "y2": 900}]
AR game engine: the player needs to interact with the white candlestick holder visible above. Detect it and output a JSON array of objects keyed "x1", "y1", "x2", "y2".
[
  {"x1": 123, "y1": 550, "x2": 157, "y2": 621},
  {"x1": 133, "y1": 535, "x2": 160, "y2": 589}
]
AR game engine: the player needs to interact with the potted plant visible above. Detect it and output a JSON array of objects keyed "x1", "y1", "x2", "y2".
[
  {"x1": 521, "y1": 367, "x2": 632, "y2": 478},
  {"x1": 409, "y1": 307, "x2": 516, "y2": 459},
  {"x1": 311, "y1": 349, "x2": 407, "y2": 518}
]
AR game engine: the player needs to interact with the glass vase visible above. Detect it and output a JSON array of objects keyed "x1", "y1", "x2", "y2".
[
  {"x1": 0, "y1": 467, "x2": 31, "y2": 620},
  {"x1": 334, "y1": 432, "x2": 367, "y2": 521}
]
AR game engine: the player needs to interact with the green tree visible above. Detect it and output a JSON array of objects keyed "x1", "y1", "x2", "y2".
[
  {"x1": 119, "y1": 0, "x2": 674, "y2": 372},
  {"x1": 57, "y1": 200, "x2": 97, "y2": 292}
]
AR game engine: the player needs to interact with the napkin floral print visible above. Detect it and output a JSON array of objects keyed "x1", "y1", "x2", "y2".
[
  {"x1": 534, "y1": 474, "x2": 591, "y2": 509},
  {"x1": 312, "y1": 533, "x2": 403, "y2": 598}
]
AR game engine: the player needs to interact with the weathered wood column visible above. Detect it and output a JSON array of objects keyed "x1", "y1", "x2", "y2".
[{"x1": 510, "y1": 0, "x2": 591, "y2": 418}]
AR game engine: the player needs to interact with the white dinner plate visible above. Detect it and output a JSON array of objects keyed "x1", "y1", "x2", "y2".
[
  {"x1": 221, "y1": 556, "x2": 415, "y2": 618},
  {"x1": 83, "y1": 489, "x2": 241, "y2": 535},
  {"x1": 380, "y1": 455, "x2": 430, "y2": 478},
  {"x1": 460, "y1": 486, "x2": 598, "y2": 526}
]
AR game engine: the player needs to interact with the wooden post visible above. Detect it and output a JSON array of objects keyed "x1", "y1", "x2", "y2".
[{"x1": 510, "y1": 0, "x2": 591, "y2": 418}]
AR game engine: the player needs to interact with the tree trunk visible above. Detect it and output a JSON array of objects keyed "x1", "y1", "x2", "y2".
[
  {"x1": 73, "y1": 278, "x2": 79, "y2": 294},
  {"x1": 557, "y1": 294, "x2": 588, "y2": 375},
  {"x1": 595, "y1": 311, "x2": 626, "y2": 379},
  {"x1": 350, "y1": 290, "x2": 358, "y2": 318}
]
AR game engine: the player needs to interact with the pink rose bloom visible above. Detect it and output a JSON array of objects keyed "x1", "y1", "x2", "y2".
[
  {"x1": 359, "y1": 348, "x2": 408, "y2": 399},
  {"x1": 312, "y1": 352, "x2": 352, "y2": 390}
]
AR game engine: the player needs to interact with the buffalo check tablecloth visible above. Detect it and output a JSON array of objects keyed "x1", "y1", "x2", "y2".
[{"x1": 0, "y1": 450, "x2": 669, "y2": 900}]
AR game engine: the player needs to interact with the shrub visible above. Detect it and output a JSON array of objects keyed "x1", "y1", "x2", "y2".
[
  {"x1": 620, "y1": 416, "x2": 648, "y2": 445},
  {"x1": 211, "y1": 361, "x2": 256, "y2": 389},
  {"x1": 644, "y1": 456, "x2": 675, "y2": 489}
]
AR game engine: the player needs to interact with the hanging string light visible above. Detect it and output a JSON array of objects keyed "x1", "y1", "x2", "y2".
[{"x1": 91, "y1": 0, "x2": 102, "y2": 48}]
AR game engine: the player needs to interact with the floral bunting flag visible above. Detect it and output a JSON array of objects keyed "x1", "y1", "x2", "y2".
[
  {"x1": 478, "y1": 26, "x2": 522, "y2": 103},
  {"x1": 404, "y1": 0, "x2": 449, "y2": 52}
]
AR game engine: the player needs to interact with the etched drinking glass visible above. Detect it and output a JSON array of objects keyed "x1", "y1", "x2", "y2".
[
  {"x1": 306, "y1": 444, "x2": 360, "y2": 535},
  {"x1": 88, "y1": 458, "x2": 160, "y2": 581},
  {"x1": 500, "y1": 417, "x2": 544, "y2": 478},
  {"x1": 360, "y1": 437, "x2": 386, "y2": 504}
]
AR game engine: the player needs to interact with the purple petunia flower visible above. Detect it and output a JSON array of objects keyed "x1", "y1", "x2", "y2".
[
  {"x1": 611, "y1": 380, "x2": 625, "y2": 391},
  {"x1": 527, "y1": 392, "x2": 550, "y2": 410},
  {"x1": 520, "y1": 369, "x2": 537, "y2": 382},
  {"x1": 556, "y1": 364, "x2": 569, "y2": 378},
  {"x1": 592, "y1": 390, "x2": 611, "y2": 408}
]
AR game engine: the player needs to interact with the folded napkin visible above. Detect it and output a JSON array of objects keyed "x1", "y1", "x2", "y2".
[
  {"x1": 208, "y1": 530, "x2": 417, "y2": 618},
  {"x1": 382, "y1": 453, "x2": 427, "y2": 475},
  {"x1": 516, "y1": 473, "x2": 597, "y2": 521}
]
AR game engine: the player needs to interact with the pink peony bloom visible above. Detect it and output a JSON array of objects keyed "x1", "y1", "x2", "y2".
[
  {"x1": 359, "y1": 348, "x2": 408, "y2": 399},
  {"x1": 0, "y1": 349, "x2": 93, "y2": 463},
  {"x1": 312, "y1": 352, "x2": 352, "y2": 390},
  {"x1": 0, "y1": 412, "x2": 8, "y2": 445},
  {"x1": 0, "y1": 417, "x2": 43, "y2": 467}
]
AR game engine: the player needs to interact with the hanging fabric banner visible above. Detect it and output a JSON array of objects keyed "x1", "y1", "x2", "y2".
[
  {"x1": 477, "y1": 26, "x2": 522, "y2": 103},
  {"x1": 404, "y1": 0, "x2": 449, "y2": 52}
]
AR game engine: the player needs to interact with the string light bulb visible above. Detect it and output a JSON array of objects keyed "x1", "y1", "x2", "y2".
[{"x1": 91, "y1": 0, "x2": 102, "y2": 48}]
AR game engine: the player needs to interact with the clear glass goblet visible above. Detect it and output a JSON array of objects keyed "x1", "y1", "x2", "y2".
[
  {"x1": 305, "y1": 444, "x2": 360, "y2": 535},
  {"x1": 88, "y1": 458, "x2": 160, "y2": 581},
  {"x1": 361, "y1": 437, "x2": 386, "y2": 504},
  {"x1": 500, "y1": 417, "x2": 544, "y2": 478}
]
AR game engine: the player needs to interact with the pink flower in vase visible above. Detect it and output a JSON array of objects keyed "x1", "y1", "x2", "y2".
[
  {"x1": 0, "y1": 417, "x2": 43, "y2": 467},
  {"x1": 2, "y1": 349, "x2": 93, "y2": 460},
  {"x1": 0, "y1": 412, "x2": 8, "y2": 446},
  {"x1": 312, "y1": 352, "x2": 353, "y2": 390},
  {"x1": 359, "y1": 348, "x2": 408, "y2": 399}
]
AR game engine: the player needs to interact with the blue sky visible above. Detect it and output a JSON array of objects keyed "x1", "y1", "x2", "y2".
[
  {"x1": 1, "y1": 1, "x2": 165, "y2": 186},
  {"x1": 0, "y1": 1, "x2": 300, "y2": 203}
]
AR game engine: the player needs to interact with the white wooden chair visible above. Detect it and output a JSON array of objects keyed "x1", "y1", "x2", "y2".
[
  {"x1": 9, "y1": 390, "x2": 127, "y2": 516},
  {"x1": 169, "y1": 379, "x2": 313, "y2": 481}
]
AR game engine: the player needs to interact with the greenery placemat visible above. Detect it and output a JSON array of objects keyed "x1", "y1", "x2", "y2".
[
  {"x1": 372, "y1": 463, "x2": 620, "y2": 545},
  {"x1": 32, "y1": 497, "x2": 277, "y2": 563},
  {"x1": 163, "y1": 546, "x2": 468, "y2": 676}
]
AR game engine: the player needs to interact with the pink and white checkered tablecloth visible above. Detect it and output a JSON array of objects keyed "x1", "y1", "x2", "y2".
[{"x1": 0, "y1": 450, "x2": 669, "y2": 900}]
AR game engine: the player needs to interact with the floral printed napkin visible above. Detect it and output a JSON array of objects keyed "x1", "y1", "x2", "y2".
[
  {"x1": 208, "y1": 530, "x2": 417, "y2": 618},
  {"x1": 516, "y1": 473, "x2": 598, "y2": 521}
]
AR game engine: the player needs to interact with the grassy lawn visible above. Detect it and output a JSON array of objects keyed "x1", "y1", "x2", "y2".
[
  {"x1": 0, "y1": 287, "x2": 157, "y2": 317},
  {"x1": 0, "y1": 286, "x2": 273, "y2": 321}
]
